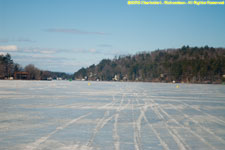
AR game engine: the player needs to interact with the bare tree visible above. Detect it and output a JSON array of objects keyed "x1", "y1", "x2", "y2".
[{"x1": 25, "y1": 64, "x2": 41, "y2": 80}]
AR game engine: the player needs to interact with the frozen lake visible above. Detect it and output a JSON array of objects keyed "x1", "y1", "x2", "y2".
[{"x1": 0, "y1": 81, "x2": 225, "y2": 150}]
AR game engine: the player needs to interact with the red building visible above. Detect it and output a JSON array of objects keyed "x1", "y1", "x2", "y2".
[{"x1": 14, "y1": 72, "x2": 28, "y2": 80}]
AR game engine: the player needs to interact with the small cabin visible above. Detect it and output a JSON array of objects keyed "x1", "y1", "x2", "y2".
[{"x1": 14, "y1": 72, "x2": 28, "y2": 80}]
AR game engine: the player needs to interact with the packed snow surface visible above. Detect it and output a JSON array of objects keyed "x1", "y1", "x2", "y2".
[{"x1": 0, "y1": 80, "x2": 225, "y2": 150}]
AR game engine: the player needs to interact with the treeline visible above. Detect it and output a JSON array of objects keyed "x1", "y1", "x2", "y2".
[
  {"x1": 0, "y1": 53, "x2": 72, "y2": 80},
  {"x1": 74, "y1": 46, "x2": 225, "y2": 83},
  {"x1": 0, "y1": 53, "x2": 18, "y2": 79}
]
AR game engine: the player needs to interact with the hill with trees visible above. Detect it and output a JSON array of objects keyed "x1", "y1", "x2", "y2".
[{"x1": 74, "y1": 46, "x2": 225, "y2": 84}]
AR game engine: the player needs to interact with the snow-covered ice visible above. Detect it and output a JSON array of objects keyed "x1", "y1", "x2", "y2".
[{"x1": 0, "y1": 80, "x2": 225, "y2": 150}]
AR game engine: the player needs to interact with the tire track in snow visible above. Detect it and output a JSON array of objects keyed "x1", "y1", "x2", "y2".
[
  {"x1": 112, "y1": 93, "x2": 125, "y2": 150},
  {"x1": 25, "y1": 113, "x2": 91, "y2": 150},
  {"x1": 86, "y1": 93, "x2": 125, "y2": 147},
  {"x1": 132, "y1": 97, "x2": 143, "y2": 150},
  {"x1": 168, "y1": 103, "x2": 225, "y2": 145},
  {"x1": 113, "y1": 98, "x2": 131, "y2": 150},
  {"x1": 113, "y1": 113, "x2": 120, "y2": 150},
  {"x1": 98, "y1": 95, "x2": 117, "y2": 110},
  {"x1": 86, "y1": 110, "x2": 115, "y2": 147},
  {"x1": 112, "y1": 93, "x2": 129, "y2": 150},
  {"x1": 153, "y1": 100, "x2": 217, "y2": 150},
  {"x1": 147, "y1": 95, "x2": 225, "y2": 104},
  {"x1": 138, "y1": 98, "x2": 170, "y2": 150},
  {"x1": 143, "y1": 108, "x2": 170, "y2": 150},
  {"x1": 180, "y1": 101, "x2": 225, "y2": 125},
  {"x1": 149, "y1": 101, "x2": 188, "y2": 150}
]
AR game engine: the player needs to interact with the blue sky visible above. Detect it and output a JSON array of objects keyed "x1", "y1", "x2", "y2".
[{"x1": 0, "y1": 0, "x2": 225, "y2": 73}]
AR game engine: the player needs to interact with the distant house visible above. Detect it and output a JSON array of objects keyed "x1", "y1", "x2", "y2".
[
  {"x1": 14, "y1": 72, "x2": 28, "y2": 80},
  {"x1": 112, "y1": 75, "x2": 118, "y2": 81},
  {"x1": 47, "y1": 77, "x2": 52, "y2": 81},
  {"x1": 113, "y1": 74, "x2": 121, "y2": 81}
]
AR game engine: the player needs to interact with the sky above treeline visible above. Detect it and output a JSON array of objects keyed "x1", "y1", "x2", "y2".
[{"x1": 0, "y1": 0, "x2": 225, "y2": 73}]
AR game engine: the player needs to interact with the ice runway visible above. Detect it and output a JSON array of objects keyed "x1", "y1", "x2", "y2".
[{"x1": 0, "y1": 81, "x2": 225, "y2": 150}]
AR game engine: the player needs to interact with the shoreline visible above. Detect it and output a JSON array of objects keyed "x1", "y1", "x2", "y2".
[{"x1": 1, "y1": 79, "x2": 224, "y2": 85}]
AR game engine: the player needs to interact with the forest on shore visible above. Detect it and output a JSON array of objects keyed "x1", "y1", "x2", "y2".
[
  {"x1": 0, "y1": 54, "x2": 72, "y2": 80},
  {"x1": 74, "y1": 46, "x2": 225, "y2": 84},
  {"x1": 1, "y1": 46, "x2": 225, "y2": 83}
]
